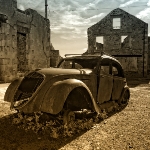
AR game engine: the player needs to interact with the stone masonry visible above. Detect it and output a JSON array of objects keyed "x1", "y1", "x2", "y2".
[
  {"x1": 87, "y1": 8, "x2": 149, "y2": 77},
  {"x1": 50, "y1": 50, "x2": 62, "y2": 67},
  {"x1": 0, "y1": 0, "x2": 52, "y2": 82},
  {"x1": 148, "y1": 37, "x2": 150, "y2": 74}
]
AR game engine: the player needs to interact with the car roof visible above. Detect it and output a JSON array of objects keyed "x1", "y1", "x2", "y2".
[
  {"x1": 64, "y1": 54, "x2": 100, "y2": 60},
  {"x1": 64, "y1": 54, "x2": 120, "y2": 63},
  {"x1": 63, "y1": 54, "x2": 123, "y2": 69}
]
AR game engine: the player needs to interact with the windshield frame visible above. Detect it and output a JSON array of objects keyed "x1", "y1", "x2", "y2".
[{"x1": 57, "y1": 56, "x2": 100, "y2": 69}]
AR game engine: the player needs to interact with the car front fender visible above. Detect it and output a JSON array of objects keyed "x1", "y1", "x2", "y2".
[
  {"x1": 4, "y1": 78, "x2": 23, "y2": 103},
  {"x1": 40, "y1": 79, "x2": 101, "y2": 114}
]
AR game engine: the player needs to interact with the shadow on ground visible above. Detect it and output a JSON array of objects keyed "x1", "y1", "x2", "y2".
[
  {"x1": 0, "y1": 106, "x2": 127, "y2": 150},
  {"x1": 0, "y1": 113, "x2": 86, "y2": 150},
  {"x1": 0, "y1": 112, "x2": 98, "y2": 150}
]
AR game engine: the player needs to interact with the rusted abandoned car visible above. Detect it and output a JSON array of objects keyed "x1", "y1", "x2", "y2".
[{"x1": 4, "y1": 54, "x2": 130, "y2": 124}]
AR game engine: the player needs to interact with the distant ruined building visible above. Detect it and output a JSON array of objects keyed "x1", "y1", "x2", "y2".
[
  {"x1": 50, "y1": 43, "x2": 62, "y2": 67},
  {"x1": 0, "y1": 0, "x2": 60, "y2": 82},
  {"x1": 87, "y1": 8, "x2": 150, "y2": 77}
]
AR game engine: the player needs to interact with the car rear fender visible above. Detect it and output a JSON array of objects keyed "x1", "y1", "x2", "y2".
[
  {"x1": 120, "y1": 86, "x2": 130, "y2": 99},
  {"x1": 4, "y1": 78, "x2": 23, "y2": 103},
  {"x1": 41, "y1": 79, "x2": 101, "y2": 114}
]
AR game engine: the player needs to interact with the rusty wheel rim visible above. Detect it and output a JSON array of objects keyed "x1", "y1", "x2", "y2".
[{"x1": 63, "y1": 110, "x2": 75, "y2": 125}]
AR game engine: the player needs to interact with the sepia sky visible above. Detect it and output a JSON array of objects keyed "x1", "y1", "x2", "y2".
[{"x1": 17, "y1": 0, "x2": 150, "y2": 57}]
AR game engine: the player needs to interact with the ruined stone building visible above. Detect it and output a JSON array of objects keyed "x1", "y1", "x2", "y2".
[
  {"x1": 50, "y1": 50, "x2": 62, "y2": 67},
  {"x1": 87, "y1": 8, "x2": 149, "y2": 77},
  {"x1": 0, "y1": 0, "x2": 60, "y2": 82},
  {"x1": 49, "y1": 43, "x2": 62, "y2": 67}
]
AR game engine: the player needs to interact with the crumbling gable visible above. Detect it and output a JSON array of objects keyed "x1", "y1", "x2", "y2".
[{"x1": 87, "y1": 8, "x2": 148, "y2": 77}]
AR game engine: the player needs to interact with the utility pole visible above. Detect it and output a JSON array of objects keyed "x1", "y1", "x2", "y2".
[{"x1": 45, "y1": 0, "x2": 48, "y2": 19}]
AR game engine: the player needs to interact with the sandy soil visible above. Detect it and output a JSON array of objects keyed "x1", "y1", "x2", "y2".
[{"x1": 0, "y1": 79, "x2": 150, "y2": 150}]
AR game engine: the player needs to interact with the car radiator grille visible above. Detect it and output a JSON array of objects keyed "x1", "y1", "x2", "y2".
[{"x1": 14, "y1": 72, "x2": 44, "y2": 101}]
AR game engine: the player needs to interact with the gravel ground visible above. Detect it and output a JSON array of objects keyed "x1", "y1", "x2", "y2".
[
  {"x1": 60, "y1": 79, "x2": 150, "y2": 150},
  {"x1": 0, "y1": 79, "x2": 150, "y2": 150}
]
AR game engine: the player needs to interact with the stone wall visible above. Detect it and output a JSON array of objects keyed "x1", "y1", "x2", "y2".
[
  {"x1": 87, "y1": 8, "x2": 149, "y2": 77},
  {"x1": 0, "y1": 0, "x2": 51, "y2": 82},
  {"x1": 148, "y1": 37, "x2": 150, "y2": 73},
  {"x1": 50, "y1": 50, "x2": 62, "y2": 67}
]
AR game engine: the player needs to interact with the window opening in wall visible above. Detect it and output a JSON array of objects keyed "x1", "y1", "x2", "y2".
[
  {"x1": 96, "y1": 36, "x2": 103, "y2": 51},
  {"x1": 96, "y1": 36, "x2": 103, "y2": 44},
  {"x1": 121, "y1": 36, "x2": 127, "y2": 43},
  {"x1": 121, "y1": 35, "x2": 129, "y2": 48},
  {"x1": 113, "y1": 18, "x2": 121, "y2": 29}
]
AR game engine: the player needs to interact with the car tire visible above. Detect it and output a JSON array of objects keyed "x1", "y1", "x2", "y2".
[{"x1": 118, "y1": 88, "x2": 130, "y2": 107}]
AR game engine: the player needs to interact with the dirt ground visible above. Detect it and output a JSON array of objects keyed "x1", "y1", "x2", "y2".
[{"x1": 0, "y1": 79, "x2": 150, "y2": 150}]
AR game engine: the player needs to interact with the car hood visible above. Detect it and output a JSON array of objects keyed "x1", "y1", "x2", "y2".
[{"x1": 36, "y1": 68, "x2": 93, "y2": 76}]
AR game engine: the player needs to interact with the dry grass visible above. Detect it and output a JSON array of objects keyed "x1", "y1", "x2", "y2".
[{"x1": 0, "y1": 79, "x2": 150, "y2": 150}]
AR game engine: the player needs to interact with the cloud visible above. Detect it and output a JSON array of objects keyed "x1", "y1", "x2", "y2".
[
  {"x1": 17, "y1": 4, "x2": 25, "y2": 10},
  {"x1": 93, "y1": 0, "x2": 104, "y2": 5},
  {"x1": 119, "y1": 0, "x2": 139, "y2": 7},
  {"x1": 136, "y1": 8, "x2": 150, "y2": 20},
  {"x1": 88, "y1": 13, "x2": 105, "y2": 21},
  {"x1": 147, "y1": 0, "x2": 150, "y2": 6},
  {"x1": 61, "y1": 12, "x2": 86, "y2": 26},
  {"x1": 118, "y1": 0, "x2": 126, "y2": 2},
  {"x1": 51, "y1": 11, "x2": 105, "y2": 40}
]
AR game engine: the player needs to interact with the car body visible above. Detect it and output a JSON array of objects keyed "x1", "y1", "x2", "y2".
[{"x1": 4, "y1": 54, "x2": 130, "y2": 122}]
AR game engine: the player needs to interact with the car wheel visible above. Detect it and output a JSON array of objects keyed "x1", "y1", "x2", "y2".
[
  {"x1": 119, "y1": 89, "x2": 130, "y2": 107},
  {"x1": 63, "y1": 110, "x2": 75, "y2": 125}
]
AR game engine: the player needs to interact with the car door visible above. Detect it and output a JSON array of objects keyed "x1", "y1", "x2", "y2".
[
  {"x1": 111, "y1": 62, "x2": 125, "y2": 101},
  {"x1": 97, "y1": 59, "x2": 113, "y2": 104}
]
